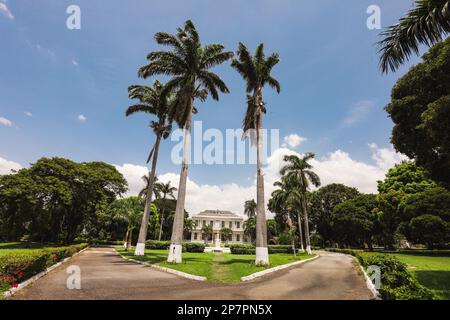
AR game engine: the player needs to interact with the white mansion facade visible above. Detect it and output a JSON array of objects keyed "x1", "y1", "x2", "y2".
[{"x1": 190, "y1": 210, "x2": 245, "y2": 244}]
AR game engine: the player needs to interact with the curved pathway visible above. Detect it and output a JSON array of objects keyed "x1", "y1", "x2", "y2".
[{"x1": 12, "y1": 248, "x2": 373, "y2": 300}]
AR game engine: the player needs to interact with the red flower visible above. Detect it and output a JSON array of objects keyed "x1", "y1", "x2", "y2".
[
  {"x1": 11, "y1": 283, "x2": 18, "y2": 288},
  {"x1": 9, "y1": 275, "x2": 15, "y2": 281}
]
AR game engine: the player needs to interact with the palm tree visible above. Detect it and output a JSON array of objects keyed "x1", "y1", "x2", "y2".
[
  {"x1": 231, "y1": 43, "x2": 281, "y2": 266},
  {"x1": 244, "y1": 199, "x2": 257, "y2": 219},
  {"x1": 111, "y1": 197, "x2": 144, "y2": 251},
  {"x1": 126, "y1": 80, "x2": 173, "y2": 255},
  {"x1": 220, "y1": 227, "x2": 233, "y2": 244},
  {"x1": 378, "y1": 0, "x2": 450, "y2": 73},
  {"x1": 280, "y1": 153, "x2": 321, "y2": 254},
  {"x1": 153, "y1": 181, "x2": 177, "y2": 241},
  {"x1": 243, "y1": 217, "x2": 256, "y2": 245},
  {"x1": 201, "y1": 224, "x2": 213, "y2": 245},
  {"x1": 269, "y1": 177, "x2": 305, "y2": 252},
  {"x1": 139, "y1": 20, "x2": 233, "y2": 263},
  {"x1": 138, "y1": 175, "x2": 160, "y2": 198}
]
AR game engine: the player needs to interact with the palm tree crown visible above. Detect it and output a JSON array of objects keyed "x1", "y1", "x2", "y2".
[
  {"x1": 280, "y1": 153, "x2": 321, "y2": 192},
  {"x1": 378, "y1": 0, "x2": 450, "y2": 73},
  {"x1": 139, "y1": 20, "x2": 233, "y2": 127},
  {"x1": 244, "y1": 199, "x2": 257, "y2": 218}
]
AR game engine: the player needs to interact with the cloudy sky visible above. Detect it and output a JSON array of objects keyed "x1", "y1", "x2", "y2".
[{"x1": 1, "y1": 1, "x2": 421, "y2": 216}]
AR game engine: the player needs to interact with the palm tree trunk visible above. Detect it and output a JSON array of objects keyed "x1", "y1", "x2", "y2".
[
  {"x1": 302, "y1": 196, "x2": 312, "y2": 254},
  {"x1": 135, "y1": 134, "x2": 162, "y2": 255},
  {"x1": 123, "y1": 228, "x2": 129, "y2": 248},
  {"x1": 158, "y1": 209, "x2": 165, "y2": 241},
  {"x1": 126, "y1": 227, "x2": 133, "y2": 250},
  {"x1": 255, "y1": 93, "x2": 269, "y2": 266},
  {"x1": 296, "y1": 213, "x2": 305, "y2": 252},
  {"x1": 168, "y1": 101, "x2": 193, "y2": 263}
]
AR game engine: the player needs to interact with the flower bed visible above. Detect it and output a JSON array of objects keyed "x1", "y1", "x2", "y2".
[{"x1": 0, "y1": 243, "x2": 88, "y2": 292}]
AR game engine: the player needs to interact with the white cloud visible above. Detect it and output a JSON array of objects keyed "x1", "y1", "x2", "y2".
[
  {"x1": 0, "y1": 1, "x2": 14, "y2": 20},
  {"x1": 282, "y1": 134, "x2": 307, "y2": 149},
  {"x1": 0, "y1": 156, "x2": 21, "y2": 175},
  {"x1": 341, "y1": 100, "x2": 375, "y2": 128},
  {"x1": 72, "y1": 59, "x2": 78, "y2": 66},
  {"x1": 115, "y1": 144, "x2": 408, "y2": 217},
  {"x1": 0, "y1": 116, "x2": 13, "y2": 127},
  {"x1": 24, "y1": 111, "x2": 33, "y2": 117},
  {"x1": 77, "y1": 114, "x2": 87, "y2": 122}
]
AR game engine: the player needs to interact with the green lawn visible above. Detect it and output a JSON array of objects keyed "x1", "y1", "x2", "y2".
[
  {"x1": 0, "y1": 242, "x2": 70, "y2": 257},
  {"x1": 362, "y1": 251, "x2": 450, "y2": 300},
  {"x1": 117, "y1": 247, "x2": 315, "y2": 282}
]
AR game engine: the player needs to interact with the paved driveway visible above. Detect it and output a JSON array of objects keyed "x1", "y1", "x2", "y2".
[{"x1": 12, "y1": 248, "x2": 373, "y2": 300}]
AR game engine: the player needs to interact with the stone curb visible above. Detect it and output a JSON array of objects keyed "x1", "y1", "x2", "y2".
[
  {"x1": 240, "y1": 254, "x2": 320, "y2": 282},
  {"x1": 3, "y1": 246, "x2": 90, "y2": 298},
  {"x1": 115, "y1": 249, "x2": 207, "y2": 282}
]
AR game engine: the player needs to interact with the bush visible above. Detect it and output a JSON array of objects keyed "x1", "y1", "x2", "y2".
[
  {"x1": 184, "y1": 242, "x2": 206, "y2": 253},
  {"x1": 145, "y1": 240, "x2": 171, "y2": 250},
  {"x1": 229, "y1": 244, "x2": 298, "y2": 255},
  {"x1": 268, "y1": 245, "x2": 295, "y2": 254},
  {"x1": 0, "y1": 244, "x2": 88, "y2": 292},
  {"x1": 324, "y1": 248, "x2": 435, "y2": 300}
]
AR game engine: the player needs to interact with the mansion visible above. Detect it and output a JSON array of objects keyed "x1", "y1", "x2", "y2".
[{"x1": 190, "y1": 210, "x2": 246, "y2": 245}]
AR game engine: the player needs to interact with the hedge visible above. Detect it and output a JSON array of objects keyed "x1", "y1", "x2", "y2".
[
  {"x1": 325, "y1": 248, "x2": 436, "y2": 300},
  {"x1": 0, "y1": 243, "x2": 88, "y2": 293},
  {"x1": 145, "y1": 240, "x2": 206, "y2": 253},
  {"x1": 229, "y1": 244, "x2": 298, "y2": 255}
]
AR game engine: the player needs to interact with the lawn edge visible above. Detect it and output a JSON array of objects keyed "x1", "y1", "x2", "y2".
[
  {"x1": 114, "y1": 248, "x2": 207, "y2": 282},
  {"x1": 2, "y1": 246, "x2": 90, "y2": 298},
  {"x1": 327, "y1": 251, "x2": 382, "y2": 300},
  {"x1": 240, "y1": 254, "x2": 319, "y2": 282}
]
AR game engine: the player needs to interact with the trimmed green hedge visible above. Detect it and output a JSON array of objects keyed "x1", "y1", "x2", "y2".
[
  {"x1": 0, "y1": 243, "x2": 88, "y2": 293},
  {"x1": 145, "y1": 240, "x2": 206, "y2": 253},
  {"x1": 229, "y1": 244, "x2": 297, "y2": 255},
  {"x1": 325, "y1": 248, "x2": 436, "y2": 300}
]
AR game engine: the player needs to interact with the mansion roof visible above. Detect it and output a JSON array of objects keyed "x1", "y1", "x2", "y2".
[{"x1": 192, "y1": 210, "x2": 243, "y2": 220}]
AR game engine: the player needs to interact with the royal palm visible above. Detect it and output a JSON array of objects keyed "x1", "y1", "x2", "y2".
[
  {"x1": 231, "y1": 43, "x2": 281, "y2": 265},
  {"x1": 280, "y1": 153, "x2": 321, "y2": 254},
  {"x1": 139, "y1": 20, "x2": 233, "y2": 263},
  {"x1": 153, "y1": 181, "x2": 177, "y2": 241},
  {"x1": 378, "y1": 0, "x2": 450, "y2": 73},
  {"x1": 125, "y1": 80, "x2": 173, "y2": 255}
]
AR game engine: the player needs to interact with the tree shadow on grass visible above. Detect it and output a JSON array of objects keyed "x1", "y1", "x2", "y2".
[{"x1": 414, "y1": 270, "x2": 450, "y2": 299}]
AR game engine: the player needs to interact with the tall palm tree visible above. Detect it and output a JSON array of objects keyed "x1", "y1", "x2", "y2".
[
  {"x1": 138, "y1": 175, "x2": 160, "y2": 199},
  {"x1": 126, "y1": 80, "x2": 173, "y2": 255},
  {"x1": 201, "y1": 224, "x2": 213, "y2": 245},
  {"x1": 378, "y1": 0, "x2": 450, "y2": 73},
  {"x1": 269, "y1": 177, "x2": 305, "y2": 252},
  {"x1": 244, "y1": 199, "x2": 257, "y2": 219},
  {"x1": 139, "y1": 20, "x2": 233, "y2": 263},
  {"x1": 280, "y1": 153, "x2": 321, "y2": 254},
  {"x1": 231, "y1": 43, "x2": 281, "y2": 265},
  {"x1": 153, "y1": 181, "x2": 177, "y2": 241}
]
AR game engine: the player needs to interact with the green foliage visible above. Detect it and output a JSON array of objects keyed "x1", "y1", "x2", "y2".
[
  {"x1": 229, "y1": 244, "x2": 297, "y2": 255},
  {"x1": 0, "y1": 157, "x2": 127, "y2": 244},
  {"x1": 385, "y1": 38, "x2": 450, "y2": 185},
  {"x1": 401, "y1": 187, "x2": 450, "y2": 222},
  {"x1": 144, "y1": 240, "x2": 206, "y2": 253},
  {"x1": 309, "y1": 184, "x2": 360, "y2": 246},
  {"x1": 325, "y1": 248, "x2": 436, "y2": 300},
  {"x1": 333, "y1": 194, "x2": 379, "y2": 248},
  {"x1": 183, "y1": 242, "x2": 206, "y2": 253},
  {"x1": 0, "y1": 244, "x2": 88, "y2": 292},
  {"x1": 408, "y1": 215, "x2": 449, "y2": 249}
]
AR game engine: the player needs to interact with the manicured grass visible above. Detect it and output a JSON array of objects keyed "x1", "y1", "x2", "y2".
[
  {"x1": 0, "y1": 242, "x2": 48, "y2": 257},
  {"x1": 362, "y1": 251, "x2": 450, "y2": 299},
  {"x1": 117, "y1": 247, "x2": 315, "y2": 282}
]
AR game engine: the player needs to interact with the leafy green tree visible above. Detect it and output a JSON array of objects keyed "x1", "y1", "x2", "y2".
[
  {"x1": 153, "y1": 181, "x2": 177, "y2": 240},
  {"x1": 244, "y1": 199, "x2": 257, "y2": 219},
  {"x1": 401, "y1": 187, "x2": 450, "y2": 222},
  {"x1": 201, "y1": 224, "x2": 213, "y2": 244},
  {"x1": 231, "y1": 42, "x2": 280, "y2": 266},
  {"x1": 220, "y1": 227, "x2": 232, "y2": 244},
  {"x1": 139, "y1": 20, "x2": 233, "y2": 263},
  {"x1": 244, "y1": 216, "x2": 256, "y2": 245},
  {"x1": 126, "y1": 80, "x2": 173, "y2": 255},
  {"x1": 280, "y1": 153, "x2": 321, "y2": 254},
  {"x1": 333, "y1": 194, "x2": 379, "y2": 249},
  {"x1": 266, "y1": 219, "x2": 279, "y2": 244},
  {"x1": 378, "y1": 0, "x2": 450, "y2": 73},
  {"x1": 384, "y1": 38, "x2": 450, "y2": 185},
  {"x1": 0, "y1": 157, "x2": 127, "y2": 243},
  {"x1": 408, "y1": 214, "x2": 449, "y2": 249},
  {"x1": 309, "y1": 183, "x2": 360, "y2": 247}
]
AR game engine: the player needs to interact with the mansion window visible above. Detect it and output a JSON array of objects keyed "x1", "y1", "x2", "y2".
[
  {"x1": 194, "y1": 233, "x2": 197, "y2": 240},
  {"x1": 229, "y1": 221, "x2": 232, "y2": 229},
  {"x1": 236, "y1": 221, "x2": 240, "y2": 229},
  {"x1": 222, "y1": 221, "x2": 225, "y2": 228},
  {"x1": 202, "y1": 220, "x2": 206, "y2": 227},
  {"x1": 236, "y1": 234, "x2": 240, "y2": 242}
]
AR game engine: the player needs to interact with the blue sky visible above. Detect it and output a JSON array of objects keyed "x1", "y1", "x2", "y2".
[{"x1": 0, "y1": 1, "x2": 425, "y2": 214}]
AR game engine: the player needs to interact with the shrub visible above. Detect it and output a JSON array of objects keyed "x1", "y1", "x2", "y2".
[
  {"x1": 229, "y1": 244, "x2": 256, "y2": 255},
  {"x1": 268, "y1": 245, "x2": 294, "y2": 254},
  {"x1": 0, "y1": 244, "x2": 88, "y2": 293},
  {"x1": 184, "y1": 242, "x2": 206, "y2": 253},
  {"x1": 324, "y1": 248, "x2": 436, "y2": 300},
  {"x1": 145, "y1": 240, "x2": 171, "y2": 250}
]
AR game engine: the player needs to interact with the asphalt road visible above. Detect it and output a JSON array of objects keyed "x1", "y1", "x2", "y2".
[{"x1": 12, "y1": 247, "x2": 373, "y2": 300}]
